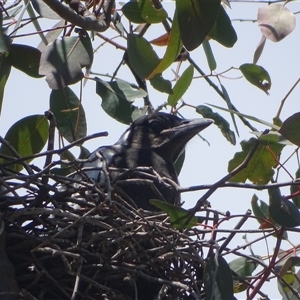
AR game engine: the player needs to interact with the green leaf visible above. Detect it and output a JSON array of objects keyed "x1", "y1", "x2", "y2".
[
  {"x1": 176, "y1": 0, "x2": 220, "y2": 51},
  {"x1": 60, "y1": 149, "x2": 76, "y2": 172},
  {"x1": 229, "y1": 257, "x2": 257, "y2": 293},
  {"x1": 209, "y1": 5, "x2": 237, "y2": 48},
  {"x1": 147, "y1": 10, "x2": 183, "y2": 78},
  {"x1": 207, "y1": 103, "x2": 280, "y2": 130},
  {"x1": 258, "y1": 4, "x2": 296, "y2": 42},
  {"x1": 251, "y1": 194, "x2": 288, "y2": 238},
  {"x1": 269, "y1": 187, "x2": 300, "y2": 227},
  {"x1": 251, "y1": 194, "x2": 268, "y2": 224},
  {"x1": 253, "y1": 36, "x2": 266, "y2": 64},
  {"x1": 257, "y1": 132, "x2": 280, "y2": 145},
  {"x1": 9, "y1": 44, "x2": 43, "y2": 78},
  {"x1": 131, "y1": 107, "x2": 147, "y2": 121},
  {"x1": 277, "y1": 256, "x2": 300, "y2": 298},
  {"x1": 228, "y1": 137, "x2": 284, "y2": 184},
  {"x1": 122, "y1": 0, "x2": 167, "y2": 24},
  {"x1": 39, "y1": 34, "x2": 93, "y2": 89},
  {"x1": 127, "y1": 34, "x2": 160, "y2": 79},
  {"x1": 220, "y1": 84, "x2": 239, "y2": 137},
  {"x1": 0, "y1": 115, "x2": 49, "y2": 172},
  {"x1": 278, "y1": 268, "x2": 300, "y2": 299},
  {"x1": 149, "y1": 199, "x2": 203, "y2": 229},
  {"x1": 279, "y1": 112, "x2": 300, "y2": 147},
  {"x1": 202, "y1": 39, "x2": 216, "y2": 71},
  {"x1": 95, "y1": 78, "x2": 144, "y2": 124},
  {"x1": 37, "y1": 20, "x2": 65, "y2": 52},
  {"x1": 239, "y1": 63, "x2": 271, "y2": 94},
  {"x1": 50, "y1": 87, "x2": 87, "y2": 143},
  {"x1": 291, "y1": 168, "x2": 300, "y2": 209},
  {"x1": 0, "y1": 53, "x2": 11, "y2": 116},
  {"x1": 79, "y1": 145, "x2": 90, "y2": 159},
  {"x1": 196, "y1": 105, "x2": 235, "y2": 145},
  {"x1": 168, "y1": 65, "x2": 194, "y2": 107},
  {"x1": 0, "y1": 33, "x2": 11, "y2": 52},
  {"x1": 204, "y1": 255, "x2": 234, "y2": 299},
  {"x1": 278, "y1": 273, "x2": 296, "y2": 299},
  {"x1": 149, "y1": 74, "x2": 173, "y2": 94},
  {"x1": 279, "y1": 257, "x2": 300, "y2": 278},
  {"x1": 31, "y1": 0, "x2": 61, "y2": 19}
]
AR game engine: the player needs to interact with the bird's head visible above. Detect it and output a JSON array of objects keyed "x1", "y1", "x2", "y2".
[{"x1": 118, "y1": 112, "x2": 213, "y2": 163}]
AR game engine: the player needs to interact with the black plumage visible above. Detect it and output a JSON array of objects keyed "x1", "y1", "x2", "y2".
[{"x1": 80, "y1": 112, "x2": 213, "y2": 210}]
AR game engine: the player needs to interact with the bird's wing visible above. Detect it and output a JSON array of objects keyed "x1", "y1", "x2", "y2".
[{"x1": 79, "y1": 144, "x2": 125, "y2": 185}]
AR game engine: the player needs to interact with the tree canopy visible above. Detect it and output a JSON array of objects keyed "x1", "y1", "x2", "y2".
[{"x1": 1, "y1": 1, "x2": 300, "y2": 299}]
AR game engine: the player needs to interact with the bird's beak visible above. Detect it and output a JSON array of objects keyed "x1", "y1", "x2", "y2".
[{"x1": 162, "y1": 118, "x2": 214, "y2": 140}]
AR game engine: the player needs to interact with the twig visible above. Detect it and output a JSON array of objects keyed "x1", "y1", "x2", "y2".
[
  {"x1": 0, "y1": 132, "x2": 108, "y2": 169},
  {"x1": 219, "y1": 209, "x2": 252, "y2": 254},
  {"x1": 189, "y1": 137, "x2": 260, "y2": 216},
  {"x1": 42, "y1": 0, "x2": 114, "y2": 32}
]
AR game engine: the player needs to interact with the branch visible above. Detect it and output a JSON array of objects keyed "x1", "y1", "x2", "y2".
[
  {"x1": 189, "y1": 137, "x2": 260, "y2": 215},
  {"x1": 179, "y1": 180, "x2": 300, "y2": 193},
  {"x1": 42, "y1": 0, "x2": 114, "y2": 32}
]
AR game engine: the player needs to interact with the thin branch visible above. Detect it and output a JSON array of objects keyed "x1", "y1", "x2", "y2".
[
  {"x1": 42, "y1": 0, "x2": 114, "y2": 32},
  {"x1": 189, "y1": 137, "x2": 260, "y2": 215},
  {"x1": 0, "y1": 132, "x2": 108, "y2": 169},
  {"x1": 179, "y1": 179, "x2": 300, "y2": 193},
  {"x1": 187, "y1": 55, "x2": 257, "y2": 132}
]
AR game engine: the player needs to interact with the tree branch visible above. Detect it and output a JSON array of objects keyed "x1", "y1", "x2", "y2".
[{"x1": 42, "y1": 0, "x2": 114, "y2": 32}]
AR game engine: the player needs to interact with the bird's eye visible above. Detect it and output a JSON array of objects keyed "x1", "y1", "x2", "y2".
[{"x1": 149, "y1": 121, "x2": 163, "y2": 132}]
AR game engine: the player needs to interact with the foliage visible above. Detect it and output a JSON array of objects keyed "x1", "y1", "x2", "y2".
[{"x1": 1, "y1": 0, "x2": 300, "y2": 299}]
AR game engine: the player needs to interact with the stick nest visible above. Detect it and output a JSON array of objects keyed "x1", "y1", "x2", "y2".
[{"x1": 1, "y1": 169, "x2": 206, "y2": 300}]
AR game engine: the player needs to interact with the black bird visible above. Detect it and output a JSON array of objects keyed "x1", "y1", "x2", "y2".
[{"x1": 80, "y1": 112, "x2": 213, "y2": 210}]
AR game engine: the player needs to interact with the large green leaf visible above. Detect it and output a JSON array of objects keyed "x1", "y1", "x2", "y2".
[
  {"x1": 240, "y1": 63, "x2": 271, "y2": 94},
  {"x1": 291, "y1": 168, "x2": 300, "y2": 208},
  {"x1": 251, "y1": 194, "x2": 269, "y2": 224},
  {"x1": 168, "y1": 65, "x2": 194, "y2": 107},
  {"x1": 269, "y1": 187, "x2": 300, "y2": 228},
  {"x1": 228, "y1": 137, "x2": 284, "y2": 184},
  {"x1": 127, "y1": 34, "x2": 172, "y2": 93},
  {"x1": 0, "y1": 53, "x2": 11, "y2": 115},
  {"x1": 0, "y1": 33, "x2": 11, "y2": 52},
  {"x1": 229, "y1": 257, "x2": 257, "y2": 293},
  {"x1": 196, "y1": 105, "x2": 235, "y2": 145},
  {"x1": 149, "y1": 74, "x2": 172, "y2": 94},
  {"x1": 279, "y1": 112, "x2": 300, "y2": 147},
  {"x1": 9, "y1": 44, "x2": 43, "y2": 78},
  {"x1": 95, "y1": 78, "x2": 146, "y2": 124},
  {"x1": 31, "y1": 0, "x2": 61, "y2": 19},
  {"x1": 176, "y1": 0, "x2": 220, "y2": 51},
  {"x1": 204, "y1": 255, "x2": 234, "y2": 299},
  {"x1": 39, "y1": 34, "x2": 93, "y2": 89},
  {"x1": 122, "y1": 0, "x2": 167, "y2": 24},
  {"x1": 50, "y1": 87, "x2": 87, "y2": 143},
  {"x1": 209, "y1": 5, "x2": 237, "y2": 48},
  {"x1": 0, "y1": 115, "x2": 49, "y2": 172},
  {"x1": 127, "y1": 34, "x2": 160, "y2": 79},
  {"x1": 147, "y1": 11, "x2": 182, "y2": 78},
  {"x1": 278, "y1": 266, "x2": 300, "y2": 299}
]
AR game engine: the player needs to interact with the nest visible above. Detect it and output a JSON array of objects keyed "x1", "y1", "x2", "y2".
[{"x1": 0, "y1": 165, "x2": 207, "y2": 300}]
